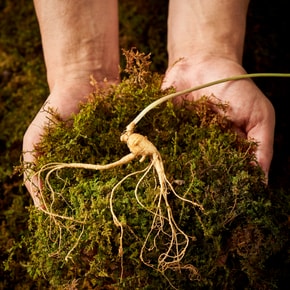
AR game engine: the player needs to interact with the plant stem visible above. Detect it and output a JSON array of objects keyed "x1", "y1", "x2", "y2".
[{"x1": 127, "y1": 73, "x2": 290, "y2": 130}]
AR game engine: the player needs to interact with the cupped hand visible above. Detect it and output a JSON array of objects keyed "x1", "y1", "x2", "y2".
[
  {"x1": 22, "y1": 81, "x2": 96, "y2": 208},
  {"x1": 162, "y1": 55, "x2": 275, "y2": 179}
]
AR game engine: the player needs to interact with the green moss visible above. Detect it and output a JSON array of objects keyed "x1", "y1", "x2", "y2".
[
  {"x1": 1, "y1": 1, "x2": 290, "y2": 289},
  {"x1": 16, "y1": 50, "x2": 290, "y2": 289}
]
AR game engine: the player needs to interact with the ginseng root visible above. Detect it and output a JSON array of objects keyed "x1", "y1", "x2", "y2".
[{"x1": 30, "y1": 129, "x2": 203, "y2": 279}]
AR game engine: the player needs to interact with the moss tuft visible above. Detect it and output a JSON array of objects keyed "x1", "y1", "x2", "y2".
[{"x1": 15, "y1": 50, "x2": 290, "y2": 289}]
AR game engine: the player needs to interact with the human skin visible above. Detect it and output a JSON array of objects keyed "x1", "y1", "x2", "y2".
[
  {"x1": 163, "y1": 0, "x2": 275, "y2": 179},
  {"x1": 23, "y1": 0, "x2": 274, "y2": 207},
  {"x1": 23, "y1": 0, "x2": 119, "y2": 207}
]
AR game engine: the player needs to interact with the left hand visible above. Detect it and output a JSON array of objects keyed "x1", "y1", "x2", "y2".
[{"x1": 162, "y1": 55, "x2": 275, "y2": 179}]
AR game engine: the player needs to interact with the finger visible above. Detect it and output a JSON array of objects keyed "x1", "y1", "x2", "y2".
[
  {"x1": 23, "y1": 119, "x2": 45, "y2": 208},
  {"x1": 23, "y1": 166, "x2": 44, "y2": 209},
  {"x1": 161, "y1": 75, "x2": 175, "y2": 91},
  {"x1": 161, "y1": 66, "x2": 183, "y2": 91},
  {"x1": 247, "y1": 122, "x2": 275, "y2": 182}
]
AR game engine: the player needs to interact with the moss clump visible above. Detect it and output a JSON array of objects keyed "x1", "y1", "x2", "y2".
[{"x1": 19, "y1": 50, "x2": 290, "y2": 289}]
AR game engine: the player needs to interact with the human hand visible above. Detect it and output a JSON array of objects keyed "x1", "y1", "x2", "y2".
[
  {"x1": 22, "y1": 81, "x2": 97, "y2": 208},
  {"x1": 162, "y1": 55, "x2": 275, "y2": 179},
  {"x1": 24, "y1": 0, "x2": 120, "y2": 207}
]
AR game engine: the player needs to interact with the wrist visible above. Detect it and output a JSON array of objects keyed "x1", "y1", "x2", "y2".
[
  {"x1": 34, "y1": 0, "x2": 120, "y2": 90},
  {"x1": 46, "y1": 59, "x2": 119, "y2": 91},
  {"x1": 167, "y1": 45, "x2": 243, "y2": 68},
  {"x1": 167, "y1": 0, "x2": 249, "y2": 66}
]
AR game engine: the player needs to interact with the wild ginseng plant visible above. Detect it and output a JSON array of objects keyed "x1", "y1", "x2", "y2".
[{"x1": 26, "y1": 68, "x2": 290, "y2": 280}]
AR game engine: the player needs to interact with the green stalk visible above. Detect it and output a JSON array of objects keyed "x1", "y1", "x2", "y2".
[{"x1": 127, "y1": 73, "x2": 290, "y2": 131}]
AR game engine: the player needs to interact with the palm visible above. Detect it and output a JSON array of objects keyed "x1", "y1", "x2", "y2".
[{"x1": 162, "y1": 56, "x2": 275, "y2": 177}]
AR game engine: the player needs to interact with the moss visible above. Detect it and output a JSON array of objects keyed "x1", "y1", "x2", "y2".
[
  {"x1": 1, "y1": 1, "x2": 290, "y2": 289},
  {"x1": 0, "y1": 2, "x2": 48, "y2": 289},
  {"x1": 16, "y1": 50, "x2": 290, "y2": 289}
]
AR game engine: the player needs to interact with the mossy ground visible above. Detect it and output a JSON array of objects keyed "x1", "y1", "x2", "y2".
[{"x1": 1, "y1": 1, "x2": 290, "y2": 289}]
